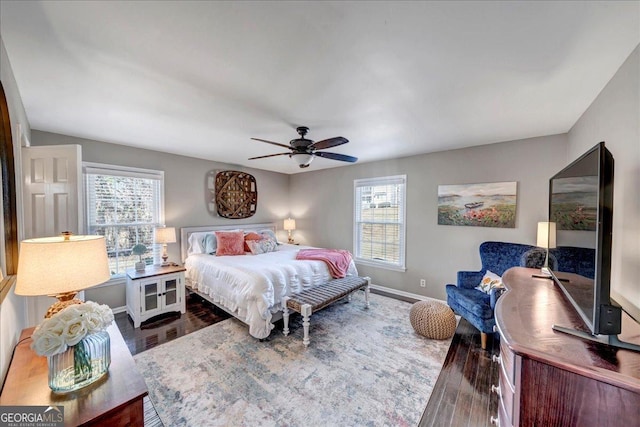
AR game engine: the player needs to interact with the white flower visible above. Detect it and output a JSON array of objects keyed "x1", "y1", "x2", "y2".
[
  {"x1": 30, "y1": 301, "x2": 113, "y2": 357},
  {"x1": 31, "y1": 327, "x2": 68, "y2": 356},
  {"x1": 61, "y1": 316, "x2": 88, "y2": 346}
]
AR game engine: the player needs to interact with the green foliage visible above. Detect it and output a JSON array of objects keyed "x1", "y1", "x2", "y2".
[
  {"x1": 551, "y1": 202, "x2": 596, "y2": 231},
  {"x1": 131, "y1": 244, "x2": 147, "y2": 262},
  {"x1": 438, "y1": 204, "x2": 516, "y2": 228}
]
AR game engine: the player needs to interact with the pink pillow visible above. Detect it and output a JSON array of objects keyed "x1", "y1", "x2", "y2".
[
  {"x1": 243, "y1": 232, "x2": 262, "y2": 252},
  {"x1": 215, "y1": 230, "x2": 245, "y2": 256}
]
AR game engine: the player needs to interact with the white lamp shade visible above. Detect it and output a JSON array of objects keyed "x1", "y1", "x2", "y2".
[
  {"x1": 537, "y1": 222, "x2": 557, "y2": 249},
  {"x1": 15, "y1": 235, "x2": 110, "y2": 296},
  {"x1": 155, "y1": 227, "x2": 176, "y2": 244},
  {"x1": 284, "y1": 218, "x2": 296, "y2": 231}
]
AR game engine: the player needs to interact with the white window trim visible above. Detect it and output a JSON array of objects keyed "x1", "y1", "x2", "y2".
[
  {"x1": 83, "y1": 162, "x2": 165, "y2": 283},
  {"x1": 353, "y1": 174, "x2": 407, "y2": 272}
]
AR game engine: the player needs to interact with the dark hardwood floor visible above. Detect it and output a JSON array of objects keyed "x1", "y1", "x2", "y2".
[
  {"x1": 420, "y1": 319, "x2": 500, "y2": 427},
  {"x1": 118, "y1": 291, "x2": 499, "y2": 426},
  {"x1": 115, "y1": 291, "x2": 230, "y2": 357}
]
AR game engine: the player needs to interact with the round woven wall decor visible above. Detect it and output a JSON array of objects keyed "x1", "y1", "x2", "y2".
[{"x1": 214, "y1": 170, "x2": 257, "y2": 219}]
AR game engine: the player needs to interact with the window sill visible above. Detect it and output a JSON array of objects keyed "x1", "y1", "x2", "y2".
[{"x1": 355, "y1": 258, "x2": 406, "y2": 272}]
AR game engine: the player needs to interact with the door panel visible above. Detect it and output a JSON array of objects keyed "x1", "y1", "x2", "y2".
[{"x1": 21, "y1": 144, "x2": 83, "y2": 326}]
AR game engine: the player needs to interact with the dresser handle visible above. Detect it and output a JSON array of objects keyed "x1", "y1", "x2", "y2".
[
  {"x1": 491, "y1": 384, "x2": 501, "y2": 397},
  {"x1": 492, "y1": 354, "x2": 501, "y2": 365},
  {"x1": 490, "y1": 415, "x2": 500, "y2": 426}
]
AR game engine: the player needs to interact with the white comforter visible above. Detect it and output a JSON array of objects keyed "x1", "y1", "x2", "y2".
[{"x1": 184, "y1": 244, "x2": 358, "y2": 338}]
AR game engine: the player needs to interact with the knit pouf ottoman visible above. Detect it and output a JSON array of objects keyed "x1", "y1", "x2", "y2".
[{"x1": 410, "y1": 300, "x2": 456, "y2": 339}]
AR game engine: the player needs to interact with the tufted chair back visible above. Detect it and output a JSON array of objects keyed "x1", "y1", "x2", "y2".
[{"x1": 478, "y1": 241, "x2": 537, "y2": 276}]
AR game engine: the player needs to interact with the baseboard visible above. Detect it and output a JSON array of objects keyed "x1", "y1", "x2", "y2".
[
  {"x1": 111, "y1": 306, "x2": 127, "y2": 315},
  {"x1": 369, "y1": 283, "x2": 446, "y2": 304}
]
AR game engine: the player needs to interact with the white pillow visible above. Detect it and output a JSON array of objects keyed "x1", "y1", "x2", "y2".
[
  {"x1": 475, "y1": 270, "x2": 504, "y2": 294},
  {"x1": 187, "y1": 232, "x2": 210, "y2": 255}
]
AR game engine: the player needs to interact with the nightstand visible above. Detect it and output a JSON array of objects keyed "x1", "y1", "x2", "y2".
[
  {"x1": 126, "y1": 264, "x2": 186, "y2": 328},
  {"x1": 0, "y1": 324, "x2": 148, "y2": 425}
]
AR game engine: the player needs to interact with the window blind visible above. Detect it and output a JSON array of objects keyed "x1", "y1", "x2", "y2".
[
  {"x1": 84, "y1": 162, "x2": 164, "y2": 277},
  {"x1": 354, "y1": 175, "x2": 406, "y2": 270}
]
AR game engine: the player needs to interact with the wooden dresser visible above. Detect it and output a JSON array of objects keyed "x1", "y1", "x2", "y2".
[
  {"x1": 0, "y1": 323, "x2": 148, "y2": 426},
  {"x1": 493, "y1": 267, "x2": 640, "y2": 427}
]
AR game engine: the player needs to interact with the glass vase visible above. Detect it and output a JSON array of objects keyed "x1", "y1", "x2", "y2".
[{"x1": 48, "y1": 330, "x2": 111, "y2": 392}]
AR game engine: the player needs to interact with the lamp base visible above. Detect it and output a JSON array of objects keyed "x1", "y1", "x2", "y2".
[
  {"x1": 161, "y1": 253, "x2": 170, "y2": 266},
  {"x1": 46, "y1": 291, "x2": 83, "y2": 318}
]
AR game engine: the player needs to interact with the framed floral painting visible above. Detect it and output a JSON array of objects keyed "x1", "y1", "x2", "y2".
[{"x1": 437, "y1": 181, "x2": 517, "y2": 228}]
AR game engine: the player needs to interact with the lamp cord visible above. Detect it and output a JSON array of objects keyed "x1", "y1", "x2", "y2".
[{"x1": 0, "y1": 335, "x2": 32, "y2": 394}]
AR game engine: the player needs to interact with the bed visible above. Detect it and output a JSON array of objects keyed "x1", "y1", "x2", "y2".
[{"x1": 180, "y1": 223, "x2": 358, "y2": 339}]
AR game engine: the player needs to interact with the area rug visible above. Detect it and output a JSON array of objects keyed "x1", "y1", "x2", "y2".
[{"x1": 133, "y1": 293, "x2": 453, "y2": 426}]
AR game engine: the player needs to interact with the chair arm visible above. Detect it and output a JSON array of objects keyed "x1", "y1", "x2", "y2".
[
  {"x1": 457, "y1": 271, "x2": 485, "y2": 289},
  {"x1": 490, "y1": 287, "x2": 506, "y2": 309}
]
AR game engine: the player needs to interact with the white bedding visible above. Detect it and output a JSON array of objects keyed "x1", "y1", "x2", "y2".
[{"x1": 184, "y1": 243, "x2": 358, "y2": 338}]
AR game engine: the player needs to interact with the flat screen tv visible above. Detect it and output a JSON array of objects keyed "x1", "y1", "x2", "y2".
[{"x1": 548, "y1": 142, "x2": 638, "y2": 351}]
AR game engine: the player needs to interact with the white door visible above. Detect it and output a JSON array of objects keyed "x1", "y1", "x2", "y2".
[{"x1": 21, "y1": 144, "x2": 83, "y2": 325}]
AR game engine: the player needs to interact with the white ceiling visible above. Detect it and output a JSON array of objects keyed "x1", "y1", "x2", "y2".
[{"x1": 1, "y1": 1, "x2": 639, "y2": 174}]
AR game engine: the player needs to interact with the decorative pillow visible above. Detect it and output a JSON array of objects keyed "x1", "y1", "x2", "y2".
[
  {"x1": 187, "y1": 232, "x2": 210, "y2": 255},
  {"x1": 244, "y1": 232, "x2": 262, "y2": 252},
  {"x1": 215, "y1": 230, "x2": 245, "y2": 256},
  {"x1": 246, "y1": 238, "x2": 278, "y2": 255},
  {"x1": 204, "y1": 233, "x2": 217, "y2": 255},
  {"x1": 257, "y1": 229, "x2": 279, "y2": 245},
  {"x1": 475, "y1": 270, "x2": 504, "y2": 294}
]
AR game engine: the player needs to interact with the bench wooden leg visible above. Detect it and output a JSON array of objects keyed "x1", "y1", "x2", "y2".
[
  {"x1": 364, "y1": 277, "x2": 371, "y2": 308},
  {"x1": 282, "y1": 296, "x2": 290, "y2": 336},
  {"x1": 301, "y1": 304, "x2": 312, "y2": 347}
]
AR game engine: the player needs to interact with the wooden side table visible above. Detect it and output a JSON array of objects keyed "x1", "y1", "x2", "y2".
[{"x1": 0, "y1": 324, "x2": 148, "y2": 426}]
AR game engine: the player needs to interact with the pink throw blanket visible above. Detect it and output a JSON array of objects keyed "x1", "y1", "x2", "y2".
[{"x1": 295, "y1": 249, "x2": 353, "y2": 278}]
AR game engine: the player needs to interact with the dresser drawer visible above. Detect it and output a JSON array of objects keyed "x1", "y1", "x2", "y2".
[
  {"x1": 498, "y1": 391, "x2": 513, "y2": 427},
  {"x1": 499, "y1": 338, "x2": 516, "y2": 386},
  {"x1": 499, "y1": 367, "x2": 515, "y2": 425}
]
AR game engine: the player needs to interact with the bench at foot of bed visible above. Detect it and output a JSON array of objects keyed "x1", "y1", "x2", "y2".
[{"x1": 282, "y1": 276, "x2": 371, "y2": 347}]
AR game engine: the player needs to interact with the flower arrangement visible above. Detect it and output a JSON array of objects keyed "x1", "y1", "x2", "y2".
[{"x1": 31, "y1": 301, "x2": 114, "y2": 357}]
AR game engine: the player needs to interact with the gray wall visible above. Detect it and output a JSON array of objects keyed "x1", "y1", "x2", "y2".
[
  {"x1": 290, "y1": 134, "x2": 568, "y2": 300},
  {"x1": 568, "y1": 44, "x2": 640, "y2": 319},
  {"x1": 32, "y1": 130, "x2": 291, "y2": 308}
]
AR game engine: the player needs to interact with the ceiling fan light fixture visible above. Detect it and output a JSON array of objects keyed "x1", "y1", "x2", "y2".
[
  {"x1": 250, "y1": 126, "x2": 355, "y2": 169},
  {"x1": 291, "y1": 153, "x2": 314, "y2": 168}
]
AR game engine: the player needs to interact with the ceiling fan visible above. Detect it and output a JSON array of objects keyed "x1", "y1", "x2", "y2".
[{"x1": 248, "y1": 126, "x2": 358, "y2": 168}]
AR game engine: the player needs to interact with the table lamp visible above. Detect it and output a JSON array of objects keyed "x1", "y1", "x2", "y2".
[
  {"x1": 15, "y1": 233, "x2": 110, "y2": 318},
  {"x1": 155, "y1": 226, "x2": 176, "y2": 266},
  {"x1": 284, "y1": 218, "x2": 296, "y2": 244},
  {"x1": 536, "y1": 221, "x2": 557, "y2": 276}
]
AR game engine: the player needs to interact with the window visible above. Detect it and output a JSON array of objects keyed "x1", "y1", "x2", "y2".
[
  {"x1": 354, "y1": 175, "x2": 406, "y2": 271},
  {"x1": 84, "y1": 163, "x2": 164, "y2": 277}
]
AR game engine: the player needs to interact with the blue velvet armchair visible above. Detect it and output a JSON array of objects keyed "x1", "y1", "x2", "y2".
[{"x1": 445, "y1": 241, "x2": 537, "y2": 349}]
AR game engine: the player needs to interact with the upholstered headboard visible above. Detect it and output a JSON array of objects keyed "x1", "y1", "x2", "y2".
[{"x1": 180, "y1": 223, "x2": 277, "y2": 262}]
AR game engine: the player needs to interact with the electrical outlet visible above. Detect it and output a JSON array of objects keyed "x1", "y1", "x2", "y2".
[{"x1": 420, "y1": 279, "x2": 426, "y2": 287}]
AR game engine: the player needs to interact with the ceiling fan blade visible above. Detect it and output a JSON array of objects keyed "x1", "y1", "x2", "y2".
[
  {"x1": 248, "y1": 152, "x2": 290, "y2": 160},
  {"x1": 309, "y1": 136, "x2": 348, "y2": 150},
  {"x1": 251, "y1": 138, "x2": 292, "y2": 149},
  {"x1": 315, "y1": 151, "x2": 358, "y2": 163}
]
